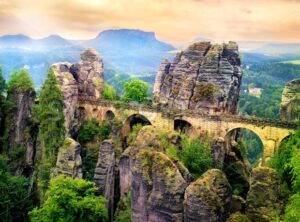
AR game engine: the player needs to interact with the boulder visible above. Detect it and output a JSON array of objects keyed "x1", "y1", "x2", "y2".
[
  {"x1": 94, "y1": 140, "x2": 116, "y2": 219},
  {"x1": 53, "y1": 137, "x2": 82, "y2": 178},
  {"x1": 280, "y1": 78, "x2": 300, "y2": 122},
  {"x1": 245, "y1": 167, "x2": 283, "y2": 222},
  {"x1": 154, "y1": 41, "x2": 242, "y2": 114},
  {"x1": 184, "y1": 169, "x2": 232, "y2": 222}
]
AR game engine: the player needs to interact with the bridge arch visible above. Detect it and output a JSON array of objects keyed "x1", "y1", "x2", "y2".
[
  {"x1": 225, "y1": 127, "x2": 264, "y2": 165},
  {"x1": 121, "y1": 114, "x2": 152, "y2": 145},
  {"x1": 105, "y1": 110, "x2": 115, "y2": 121}
]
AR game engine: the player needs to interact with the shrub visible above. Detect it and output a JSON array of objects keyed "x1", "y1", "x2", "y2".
[
  {"x1": 102, "y1": 84, "x2": 118, "y2": 101},
  {"x1": 284, "y1": 192, "x2": 300, "y2": 222},
  {"x1": 179, "y1": 135, "x2": 213, "y2": 179},
  {"x1": 29, "y1": 176, "x2": 108, "y2": 222},
  {"x1": 78, "y1": 118, "x2": 110, "y2": 144},
  {"x1": 127, "y1": 124, "x2": 143, "y2": 145}
]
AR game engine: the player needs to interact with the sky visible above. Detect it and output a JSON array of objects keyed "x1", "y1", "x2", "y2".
[{"x1": 0, "y1": 0, "x2": 300, "y2": 45}]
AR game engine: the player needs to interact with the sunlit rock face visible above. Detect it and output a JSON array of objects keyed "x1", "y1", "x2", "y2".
[
  {"x1": 280, "y1": 78, "x2": 300, "y2": 122},
  {"x1": 51, "y1": 48, "x2": 104, "y2": 136},
  {"x1": 154, "y1": 41, "x2": 242, "y2": 114}
]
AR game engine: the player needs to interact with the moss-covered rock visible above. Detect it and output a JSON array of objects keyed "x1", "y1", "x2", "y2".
[
  {"x1": 52, "y1": 137, "x2": 82, "y2": 178},
  {"x1": 245, "y1": 167, "x2": 283, "y2": 222},
  {"x1": 131, "y1": 149, "x2": 187, "y2": 222},
  {"x1": 226, "y1": 212, "x2": 251, "y2": 222},
  {"x1": 184, "y1": 169, "x2": 232, "y2": 222}
]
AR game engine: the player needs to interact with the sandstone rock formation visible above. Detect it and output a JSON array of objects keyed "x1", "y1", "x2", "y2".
[
  {"x1": 94, "y1": 140, "x2": 116, "y2": 219},
  {"x1": 52, "y1": 48, "x2": 104, "y2": 136},
  {"x1": 131, "y1": 150, "x2": 187, "y2": 222},
  {"x1": 119, "y1": 126, "x2": 189, "y2": 221},
  {"x1": 184, "y1": 169, "x2": 232, "y2": 222},
  {"x1": 280, "y1": 78, "x2": 300, "y2": 122},
  {"x1": 245, "y1": 167, "x2": 283, "y2": 222},
  {"x1": 153, "y1": 41, "x2": 242, "y2": 114},
  {"x1": 5, "y1": 89, "x2": 36, "y2": 172},
  {"x1": 53, "y1": 137, "x2": 82, "y2": 178}
]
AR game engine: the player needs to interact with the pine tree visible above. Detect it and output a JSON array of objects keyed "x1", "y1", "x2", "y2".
[
  {"x1": 36, "y1": 68, "x2": 65, "y2": 164},
  {"x1": 35, "y1": 68, "x2": 65, "y2": 197}
]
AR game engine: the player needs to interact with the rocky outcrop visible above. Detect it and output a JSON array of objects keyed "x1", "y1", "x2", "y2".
[
  {"x1": 94, "y1": 140, "x2": 116, "y2": 219},
  {"x1": 154, "y1": 41, "x2": 242, "y2": 114},
  {"x1": 5, "y1": 89, "x2": 36, "y2": 172},
  {"x1": 184, "y1": 169, "x2": 232, "y2": 222},
  {"x1": 280, "y1": 78, "x2": 300, "y2": 122},
  {"x1": 53, "y1": 138, "x2": 82, "y2": 178},
  {"x1": 119, "y1": 126, "x2": 189, "y2": 221},
  {"x1": 131, "y1": 150, "x2": 187, "y2": 222},
  {"x1": 245, "y1": 167, "x2": 283, "y2": 222},
  {"x1": 52, "y1": 48, "x2": 104, "y2": 136}
]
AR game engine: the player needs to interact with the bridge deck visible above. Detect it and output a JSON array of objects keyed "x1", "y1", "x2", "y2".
[{"x1": 78, "y1": 98, "x2": 297, "y2": 130}]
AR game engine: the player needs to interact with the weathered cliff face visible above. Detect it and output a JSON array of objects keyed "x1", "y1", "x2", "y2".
[
  {"x1": 53, "y1": 138, "x2": 82, "y2": 178},
  {"x1": 52, "y1": 48, "x2": 104, "y2": 136},
  {"x1": 153, "y1": 41, "x2": 242, "y2": 114},
  {"x1": 184, "y1": 169, "x2": 232, "y2": 222},
  {"x1": 280, "y1": 78, "x2": 300, "y2": 122},
  {"x1": 94, "y1": 140, "x2": 116, "y2": 219},
  {"x1": 5, "y1": 89, "x2": 36, "y2": 172}
]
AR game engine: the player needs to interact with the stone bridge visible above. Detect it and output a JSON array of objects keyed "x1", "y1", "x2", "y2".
[{"x1": 78, "y1": 98, "x2": 297, "y2": 164}]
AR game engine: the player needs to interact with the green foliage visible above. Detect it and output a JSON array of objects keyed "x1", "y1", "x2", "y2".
[
  {"x1": 127, "y1": 124, "x2": 143, "y2": 145},
  {"x1": 114, "y1": 192, "x2": 131, "y2": 222},
  {"x1": 34, "y1": 68, "x2": 65, "y2": 198},
  {"x1": 102, "y1": 84, "x2": 118, "y2": 101},
  {"x1": 284, "y1": 192, "x2": 300, "y2": 222},
  {"x1": 78, "y1": 118, "x2": 110, "y2": 144},
  {"x1": 7, "y1": 69, "x2": 34, "y2": 93},
  {"x1": 123, "y1": 78, "x2": 148, "y2": 103},
  {"x1": 178, "y1": 135, "x2": 213, "y2": 179},
  {"x1": 0, "y1": 155, "x2": 34, "y2": 222},
  {"x1": 29, "y1": 176, "x2": 108, "y2": 222},
  {"x1": 35, "y1": 68, "x2": 65, "y2": 163},
  {"x1": 239, "y1": 129, "x2": 263, "y2": 166},
  {"x1": 239, "y1": 85, "x2": 283, "y2": 119}
]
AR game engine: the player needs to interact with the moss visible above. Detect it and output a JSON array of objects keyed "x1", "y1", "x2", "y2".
[
  {"x1": 226, "y1": 212, "x2": 251, "y2": 222},
  {"x1": 192, "y1": 83, "x2": 220, "y2": 102}
]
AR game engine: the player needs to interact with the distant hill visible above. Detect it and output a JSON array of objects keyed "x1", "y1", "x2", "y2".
[
  {"x1": 0, "y1": 29, "x2": 175, "y2": 86},
  {"x1": 82, "y1": 29, "x2": 175, "y2": 74}
]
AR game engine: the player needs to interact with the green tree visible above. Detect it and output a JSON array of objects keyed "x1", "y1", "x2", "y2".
[
  {"x1": 284, "y1": 192, "x2": 300, "y2": 222},
  {"x1": 78, "y1": 118, "x2": 110, "y2": 144},
  {"x1": 7, "y1": 69, "x2": 34, "y2": 93},
  {"x1": 179, "y1": 135, "x2": 213, "y2": 179},
  {"x1": 29, "y1": 176, "x2": 108, "y2": 222},
  {"x1": 35, "y1": 68, "x2": 65, "y2": 164},
  {"x1": 0, "y1": 155, "x2": 34, "y2": 222},
  {"x1": 102, "y1": 84, "x2": 118, "y2": 101},
  {"x1": 123, "y1": 78, "x2": 148, "y2": 103},
  {"x1": 34, "y1": 68, "x2": 65, "y2": 195}
]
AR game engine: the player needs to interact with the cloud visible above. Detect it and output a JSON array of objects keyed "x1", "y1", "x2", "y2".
[{"x1": 0, "y1": 0, "x2": 300, "y2": 44}]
